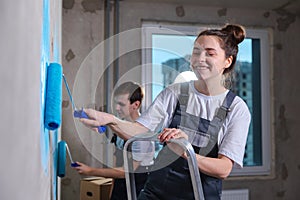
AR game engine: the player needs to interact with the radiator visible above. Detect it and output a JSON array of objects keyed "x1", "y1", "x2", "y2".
[{"x1": 221, "y1": 189, "x2": 249, "y2": 200}]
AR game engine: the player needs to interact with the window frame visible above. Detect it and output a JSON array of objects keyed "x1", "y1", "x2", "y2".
[{"x1": 141, "y1": 22, "x2": 273, "y2": 177}]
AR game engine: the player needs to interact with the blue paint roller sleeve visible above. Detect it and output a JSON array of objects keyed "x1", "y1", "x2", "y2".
[
  {"x1": 57, "y1": 141, "x2": 66, "y2": 177},
  {"x1": 44, "y1": 63, "x2": 62, "y2": 130},
  {"x1": 57, "y1": 140, "x2": 80, "y2": 178}
]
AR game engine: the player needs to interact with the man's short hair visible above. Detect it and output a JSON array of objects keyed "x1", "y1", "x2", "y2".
[{"x1": 114, "y1": 81, "x2": 144, "y2": 104}]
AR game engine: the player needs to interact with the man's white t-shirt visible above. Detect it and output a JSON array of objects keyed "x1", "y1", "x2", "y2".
[
  {"x1": 114, "y1": 135, "x2": 155, "y2": 167},
  {"x1": 136, "y1": 81, "x2": 251, "y2": 168}
]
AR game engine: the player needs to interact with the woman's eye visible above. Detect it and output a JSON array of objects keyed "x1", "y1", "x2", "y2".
[
  {"x1": 193, "y1": 50, "x2": 200, "y2": 55},
  {"x1": 206, "y1": 52, "x2": 215, "y2": 56}
]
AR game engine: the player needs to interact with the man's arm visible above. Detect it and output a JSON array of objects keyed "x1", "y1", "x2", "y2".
[
  {"x1": 74, "y1": 161, "x2": 142, "y2": 179},
  {"x1": 75, "y1": 162, "x2": 125, "y2": 178}
]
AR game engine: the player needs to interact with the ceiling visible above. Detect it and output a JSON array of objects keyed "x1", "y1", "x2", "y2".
[{"x1": 125, "y1": 0, "x2": 300, "y2": 14}]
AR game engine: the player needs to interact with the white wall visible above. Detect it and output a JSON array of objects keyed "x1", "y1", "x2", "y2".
[{"x1": 0, "y1": 0, "x2": 61, "y2": 200}]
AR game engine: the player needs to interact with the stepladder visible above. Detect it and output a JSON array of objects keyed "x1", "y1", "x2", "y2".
[{"x1": 123, "y1": 132, "x2": 205, "y2": 200}]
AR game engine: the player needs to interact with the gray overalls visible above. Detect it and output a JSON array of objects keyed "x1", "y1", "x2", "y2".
[{"x1": 138, "y1": 83, "x2": 236, "y2": 200}]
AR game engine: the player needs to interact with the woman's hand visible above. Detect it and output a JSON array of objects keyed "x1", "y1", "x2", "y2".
[
  {"x1": 158, "y1": 128, "x2": 188, "y2": 157},
  {"x1": 79, "y1": 109, "x2": 115, "y2": 132},
  {"x1": 158, "y1": 128, "x2": 188, "y2": 142}
]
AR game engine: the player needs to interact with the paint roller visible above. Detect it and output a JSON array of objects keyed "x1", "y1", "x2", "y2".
[
  {"x1": 44, "y1": 63, "x2": 62, "y2": 130},
  {"x1": 45, "y1": 62, "x2": 106, "y2": 132},
  {"x1": 57, "y1": 140, "x2": 80, "y2": 177},
  {"x1": 62, "y1": 74, "x2": 107, "y2": 133}
]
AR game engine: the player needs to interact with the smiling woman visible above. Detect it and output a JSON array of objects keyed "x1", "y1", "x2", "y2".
[{"x1": 142, "y1": 23, "x2": 272, "y2": 177}]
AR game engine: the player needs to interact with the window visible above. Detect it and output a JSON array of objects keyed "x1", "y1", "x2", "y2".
[{"x1": 141, "y1": 23, "x2": 272, "y2": 176}]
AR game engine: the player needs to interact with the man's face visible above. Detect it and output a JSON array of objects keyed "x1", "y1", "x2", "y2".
[{"x1": 114, "y1": 93, "x2": 134, "y2": 121}]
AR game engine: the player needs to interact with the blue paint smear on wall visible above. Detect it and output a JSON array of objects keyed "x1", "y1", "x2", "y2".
[
  {"x1": 40, "y1": 0, "x2": 50, "y2": 176},
  {"x1": 41, "y1": 0, "x2": 60, "y2": 199}
]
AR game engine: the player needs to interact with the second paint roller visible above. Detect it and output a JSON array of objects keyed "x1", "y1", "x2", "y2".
[{"x1": 57, "y1": 140, "x2": 79, "y2": 177}]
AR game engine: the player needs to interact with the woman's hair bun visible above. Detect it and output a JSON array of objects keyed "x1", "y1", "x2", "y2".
[{"x1": 222, "y1": 24, "x2": 246, "y2": 44}]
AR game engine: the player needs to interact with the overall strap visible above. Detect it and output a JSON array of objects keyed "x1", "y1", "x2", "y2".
[
  {"x1": 178, "y1": 82, "x2": 189, "y2": 112},
  {"x1": 214, "y1": 90, "x2": 236, "y2": 121},
  {"x1": 199, "y1": 90, "x2": 236, "y2": 155}
]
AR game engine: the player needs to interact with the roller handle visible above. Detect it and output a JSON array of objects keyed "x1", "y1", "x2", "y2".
[
  {"x1": 71, "y1": 162, "x2": 80, "y2": 167},
  {"x1": 73, "y1": 109, "x2": 106, "y2": 133}
]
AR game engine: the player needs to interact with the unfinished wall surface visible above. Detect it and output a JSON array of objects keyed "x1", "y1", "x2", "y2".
[{"x1": 62, "y1": 0, "x2": 300, "y2": 199}]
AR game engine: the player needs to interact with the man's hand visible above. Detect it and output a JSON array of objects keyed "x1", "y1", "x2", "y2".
[{"x1": 73, "y1": 161, "x2": 94, "y2": 175}]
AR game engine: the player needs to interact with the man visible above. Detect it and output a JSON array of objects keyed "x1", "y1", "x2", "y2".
[{"x1": 74, "y1": 81, "x2": 154, "y2": 200}]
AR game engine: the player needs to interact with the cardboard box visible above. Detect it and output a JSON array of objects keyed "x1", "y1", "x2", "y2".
[{"x1": 80, "y1": 177, "x2": 113, "y2": 200}]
